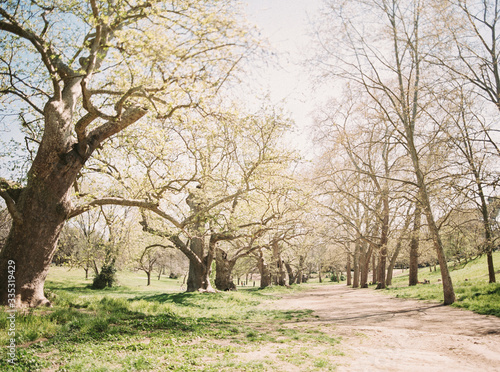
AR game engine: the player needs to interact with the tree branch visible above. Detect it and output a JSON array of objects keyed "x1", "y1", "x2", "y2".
[
  {"x1": 87, "y1": 106, "x2": 148, "y2": 147},
  {"x1": 68, "y1": 197, "x2": 159, "y2": 219},
  {"x1": 0, "y1": 190, "x2": 22, "y2": 225}
]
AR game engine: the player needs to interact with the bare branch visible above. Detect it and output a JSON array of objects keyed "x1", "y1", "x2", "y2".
[{"x1": 68, "y1": 197, "x2": 159, "y2": 219}]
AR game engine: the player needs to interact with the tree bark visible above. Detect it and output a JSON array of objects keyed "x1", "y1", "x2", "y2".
[
  {"x1": 346, "y1": 250, "x2": 352, "y2": 286},
  {"x1": 386, "y1": 211, "x2": 412, "y2": 286},
  {"x1": 476, "y1": 184, "x2": 496, "y2": 283},
  {"x1": 386, "y1": 242, "x2": 401, "y2": 287},
  {"x1": 271, "y1": 241, "x2": 286, "y2": 286},
  {"x1": 186, "y1": 235, "x2": 214, "y2": 292},
  {"x1": 371, "y1": 250, "x2": 378, "y2": 285},
  {"x1": 215, "y1": 247, "x2": 237, "y2": 291},
  {"x1": 0, "y1": 78, "x2": 147, "y2": 307},
  {"x1": 374, "y1": 184, "x2": 390, "y2": 289},
  {"x1": 360, "y1": 244, "x2": 372, "y2": 288},
  {"x1": 284, "y1": 261, "x2": 296, "y2": 285},
  {"x1": 0, "y1": 86, "x2": 86, "y2": 307},
  {"x1": 256, "y1": 251, "x2": 271, "y2": 288},
  {"x1": 409, "y1": 203, "x2": 422, "y2": 286},
  {"x1": 352, "y1": 243, "x2": 360, "y2": 288}
]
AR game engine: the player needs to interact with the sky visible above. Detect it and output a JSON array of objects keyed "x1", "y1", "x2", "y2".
[
  {"x1": 0, "y1": 1, "x2": 325, "y2": 180},
  {"x1": 243, "y1": 0, "x2": 324, "y2": 156}
]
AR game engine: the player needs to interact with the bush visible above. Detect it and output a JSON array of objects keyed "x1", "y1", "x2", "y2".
[
  {"x1": 330, "y1": 273, "x2": 346, "y2": 282},
  {"x1": 92, "y1": 261, "x2": 117, "y2": 289}
]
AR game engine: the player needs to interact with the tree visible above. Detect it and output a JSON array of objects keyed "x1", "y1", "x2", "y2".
[
  {"x1": 0, "y1": 0, "x2": 252, "y2": 306},
  {"x1": 312, "y1": 0, "x2": 456, "y2": 303},
  {"x1": 135, "y1": 107, "x2": 294, "y2": 292},
  {"x1": 409, "y1": 202, "x2": 422, "y2": 286},
  {"x1": 137, "y1": 244, "x2": 171, "y2": 286},
  {"x1": 214, "y1": 237, "x2": 263, "y2": 291},
  {"x1": 54, "y1": 209, "x2": 105, "y2": 279},
  {"x1": 436, "y1": 0, "x2": 500, "y2": 114},
  {"x1": 313, "y1": 105, "x2": 412, "y2": 289},
  {"x1": 433, "y1": 86, "x2": 498, "y2": 282}
]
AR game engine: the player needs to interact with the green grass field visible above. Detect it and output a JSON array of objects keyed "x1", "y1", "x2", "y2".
[
  {"x1": 386, "y1": 251, "x2": 500, "y2": 316},
  {"x1": 0, "y1": 267, "x2": 340, "y2": 371},
  {"x1": 1, "y1": 255, "x2": 499, "y2": 371}
]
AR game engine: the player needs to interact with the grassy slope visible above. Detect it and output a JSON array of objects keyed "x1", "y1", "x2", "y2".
[
  {"x1": 386, "y1": 251, "x2": 500, "y2": 316},
  {"x1": 0, "y1": 267, "x2": 340, "y2": 372}
]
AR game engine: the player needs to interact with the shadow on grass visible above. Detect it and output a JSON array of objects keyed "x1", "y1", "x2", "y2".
[
  {"x1": 132, "y1": 292, "x2": 197, "y2": 306},
  {"x1": 46, "y1": 296, "x2": 231, "y2": 346}
]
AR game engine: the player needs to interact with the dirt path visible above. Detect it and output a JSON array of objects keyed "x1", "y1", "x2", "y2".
[{"x1": 267, "y1": 285, "x2": 500, "y2": 372}]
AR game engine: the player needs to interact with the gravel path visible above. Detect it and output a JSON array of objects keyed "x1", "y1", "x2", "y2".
[{"x1": 268, "y1": 285, "x2": 500, "y2": 371}]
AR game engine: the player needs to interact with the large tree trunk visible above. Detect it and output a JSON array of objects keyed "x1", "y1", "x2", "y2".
[
  {"x1": 215, "y1": 247, "x2": 236, "y2": 291},
  {"x1": 0, "y1": 88, "x2": 85, "y2": 307},
  {"x1": 271, "y1": 241, "x2": 286, "y2": 286},
  {"x1": 407, "y1": 142, "x2": 455, "y2": 302},
  {"x1": 360, "y1": 244, "x2": 372, "y2": 288},
  {"x1": 0, "y1": 72, "x2": 146, "y2": 307},
  {"x1": 487, "y1": 252, "x2": 496, "y2": 284},
  {"x1": 352, "y1": 243, "x2": 360, "y2": 288},
  {"x1": 413, "y1": 176, "x2": 455, "y2": 303},
  {"x1": 296, "y1": 255, "x2": 305, "y2": 284},
  {"x1": 284, "y1": 262, "x2": 296, "y2": 285},
  {"x1": 372, "y1": 250, "x2": 378, "y2": 285},
  {"x1": 376, "y1": 192, "x2": 390, "y2": 289},
  {"x1": 1, "y1": 205, "x2": 68, "y2": 307},
  {"x1": 477, "y1": 187, "x2": 496, "y2": 283},
  {"x1": 409, "y1": 203, "x2": 422, "y2": 286},
  {"x1": 346, "y1": 250, "x2": 352, "y2": 286},
  {"x1": 184, "y1": 192, "x2": 216, "y2": 293},
  {"x1": 257, "y1": 251, "x2": 271, "y2": 288},
  {"x1": 186, "y1": 235, "x2": 214, "y2": 292},
  {"x1": 186, "y1": 259, "x2": 213, "y2": 292}
]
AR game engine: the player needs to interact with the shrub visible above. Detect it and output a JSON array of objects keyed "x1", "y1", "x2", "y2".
[
  {"x1": 92, "y1": 260, "x2": 117, "y2": 289},
  {"x1": 330, "y1": 273, "x2": 346, "y2": 282}
]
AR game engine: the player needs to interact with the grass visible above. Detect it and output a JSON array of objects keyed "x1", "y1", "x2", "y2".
[
  {"x1": 1, "y1": 266, "x2": 343, "y2": 371},
  {"x1": 386, "y1": 251, "x2": 500, "y2": 316}
]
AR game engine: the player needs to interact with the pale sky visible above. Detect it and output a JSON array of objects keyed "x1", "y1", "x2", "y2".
[{"x1": 243, "y1": 0, "x2": 324, "y2": 156}]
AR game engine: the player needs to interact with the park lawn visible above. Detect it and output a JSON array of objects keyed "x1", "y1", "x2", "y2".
[
  {"x1": 0, "y1": 267, "x2": 341, "y2": 372},
  {"x1": 386, "y1": 251, "x2": 500, "y2": 317}
]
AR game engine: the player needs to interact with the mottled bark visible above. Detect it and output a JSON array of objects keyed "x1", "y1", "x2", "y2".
[
  {"x1": 360, "y1": 244, "x2": 372, "y2": 288},
  {"x1": 346, "y1": 251, "x2": 352, "y2": 286},
  {"x1": 372, "y1": 251, "x2": 378, "y2": 285},
  {"x1": 284, "y1": 262, "x2": 296, "y2": 285},
  {"x1": 409, "y1": 204, "x2": 422, "y2": 286},
  {"x1": 1, "y1": 82, "x2": 85, "y2": 307},
  {"x1": 257, "y1": 251, "x2": 271, "y2": 288},
  {"x1": 271, "y1": 241, "x2": 286, "y2": 286},
  {"x1": 352, "y1": 243, "x2": 360, "y2": 288},
  {"x1": 186, "y1": 235, "x2": 214, "y2": 292},
  {"x1": 386, "y1": 213, "x2": 412, "y2": 286},
  {"x1": 215, "y1": 247, "x2": 236, "y2": 291}
]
